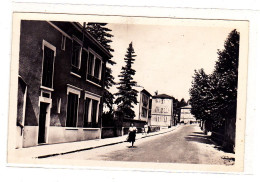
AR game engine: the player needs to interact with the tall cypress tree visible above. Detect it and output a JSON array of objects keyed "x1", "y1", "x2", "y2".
[
  {"x1": 86, "y1": 23, "x2": 115, "y2": 113},
  {"x1": 114, "y1": 42, "x2": 138, "y2": 119}
]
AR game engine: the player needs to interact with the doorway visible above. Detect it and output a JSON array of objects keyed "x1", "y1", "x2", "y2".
[{"x1": 38, "y1": 102, "x2": 49, "y2": 144}]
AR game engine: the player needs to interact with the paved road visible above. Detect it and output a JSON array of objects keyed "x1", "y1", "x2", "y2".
[{"x1": 53, "y1": 124, "x2": 234, "y2": 165}]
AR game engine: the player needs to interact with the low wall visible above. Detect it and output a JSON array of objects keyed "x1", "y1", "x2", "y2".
[
  {"x1": 21, "y1": 126, "x2": 101, "y2": 148},
  {"x1": 48, "y1": 127, "x2": 101, "y2": 144},
  {"x1": 101, "y1": 127, "x2": 123, "y2": 138},
  {"x1": 23, "y1": 126, "x2": 38, "y2": 147}
]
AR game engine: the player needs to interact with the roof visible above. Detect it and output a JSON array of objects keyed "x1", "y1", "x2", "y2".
[
  {"x1": 152, "y1": 94, "x2": 174, "y2": 99},
  {"x1": 72, "y1": 22, "x2": 113, "y2": 58},
  {"x1": 181, "y1": 105, "x2": 192, "y2": 109},
  {"x1": 141, "y1": 89, "x2": 152, "y2": 97}
]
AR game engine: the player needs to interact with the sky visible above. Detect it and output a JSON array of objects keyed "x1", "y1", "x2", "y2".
[{"x1": 106, "y1": 22, "x2": 235, "y2": 101}]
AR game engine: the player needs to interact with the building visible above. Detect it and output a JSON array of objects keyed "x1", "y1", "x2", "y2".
[
  {"x1": 180, "y1": 105, "x2": 197, "y2": 124},
  {"x1": 150, "y1": 94, "x2": 174, "y2": 127},
  {"x1": 15, "y1": 20, "x2": 112, "y2": 148},
  {"x1": 133, "y1": 88, "x2": 152, "y2": 124}
]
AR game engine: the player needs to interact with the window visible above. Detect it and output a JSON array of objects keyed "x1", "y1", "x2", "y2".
[
  {"x1": 83, "y1": 92, "x2": 101, "y2": 128},
  {"x1": 61, "y1": 34, "x2": 66, "y2": 51},
  {"x1": 71, "y1": 39, "x2": 82, "y2": 69},
  {"x1": 42, "y1": 41, "x2": 56, "y2": 88},
  {"x1": 66, "y1": 93, "x2": 78, "y2": 127},
  {"x1": 83, "y1": 98, "x2": 91, "y2": 127},
  {"x1": 94, "y1": 58, "x2": 101, "y2": 78},
  {"x1": 57, "y1": 98, "x2": 61, "y2": 114},
  {"x1": 86, "y1": 49, "x2": 103, "y2": 85},
  {"x1": 142, "y1": 94, "x2": 149, "y2": 108},
  {"x1": 141, "y1": 107, "x2": 148, "y2": 118},
  {"x1": 66, "y1": 85, "x2": 82, "y2": 127},
  {"x1": 87, "y1": 53, "x2": 94, "y2": 75}
]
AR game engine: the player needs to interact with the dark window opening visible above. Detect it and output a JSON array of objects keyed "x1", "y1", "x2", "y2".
[
  {"x1": 71, "y1": 40, "x2": 81, "y2": 75},
  {"x1": 83, "y1": 98, "x2": 91, "y2": 127},
  {"x1": 87, "y1": 53, "x2": 102, "y2": 85},
  {"x1": 94, "y1": 58, "x2": 101, "y2": 78},
  {"x1": 42, "y1": 46, "x2": 54, "y2": 88},
  {"x1": 66, "y1": 93, "x2": 78, "y2": 127},
  {"x1": 91, "y1": 100, "x2": 98, "y2": 128},
  {"x1": 61, "y1": 35, "x2": 66, "y2": 51},
  {"x1": 42, "y1": 92, "x2": 50, "y2": 98},
  {"x1": 141, "y1": 107, "x2": 148, "y2": 118},
  {"x1": 87, "y1": 53, "x2": 94, "y2": 75}
]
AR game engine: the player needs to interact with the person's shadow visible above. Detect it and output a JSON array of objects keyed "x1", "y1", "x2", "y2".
[{"x1": 127, "y1": 146, "x2": 137, "y2": 148}]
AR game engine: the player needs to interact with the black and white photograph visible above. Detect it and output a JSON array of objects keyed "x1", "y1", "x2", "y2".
[{"x1": 7, "y1": 12, "x2": 249, "y2": 173}]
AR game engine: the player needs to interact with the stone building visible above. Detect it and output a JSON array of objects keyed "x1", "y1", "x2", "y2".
[{"x1": 16, "y1": 20, "x2": 112, "y2": 148}]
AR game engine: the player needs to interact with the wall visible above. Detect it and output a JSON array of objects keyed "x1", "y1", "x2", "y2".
[{"x1": 47, "y1": 127, "x2": 100, "y2": 144}]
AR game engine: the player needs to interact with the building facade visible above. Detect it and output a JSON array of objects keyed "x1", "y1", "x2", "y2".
[
  {"x1": 16, "y1": 20, "x2": 112, "y2": 148},
  {"x1": 180, "y1": 105, "x2": 197, "y2": 124},
  {"x1": 133, "y1": 88, "x2": 152, "y2": 124},
  {"x1": 150, "y1": 94, "x2": 174, "y2": 127}
]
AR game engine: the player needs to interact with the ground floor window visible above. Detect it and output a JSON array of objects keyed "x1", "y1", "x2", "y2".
[
  {"x1": 66, "y1": 93, "x2": 78, "y2": 127},
  {"x1": 66, "y1": 85, "x2": 82, "y2": 127},
  {"x1": 83, "y1": 92, "x2": 100, "y2": 128}
]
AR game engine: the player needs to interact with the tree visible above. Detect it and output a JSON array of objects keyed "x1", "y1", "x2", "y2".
[
  {"x1": 189, "y1": 29, "x2": 240, "y2": 131},
  {"x1": 189, "y1": 69, "x2": 212, "y2": 123},
  {"x1": 213, "y1": 29, "x2": 240, "y2": 120},
  {"x1": 114, "y1": 42, "x2": 138, "y2": 119},
  {"x1": 171, "y1": 97, "x2": 188, "y2": 124},
  {"x1": 86, "y1": 23, "x2": 116, "y2": 113}
]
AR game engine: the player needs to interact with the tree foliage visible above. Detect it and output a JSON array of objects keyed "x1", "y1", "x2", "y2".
[
  {"x1": 114, "y1": 42, "x2": 138, "y2": 119},
  {"x1": 189, "y1": 29, "x2": 240, "y2": 130},
  {"x1": 86, "y1": 23, "x2": 115, "y2": 113}
]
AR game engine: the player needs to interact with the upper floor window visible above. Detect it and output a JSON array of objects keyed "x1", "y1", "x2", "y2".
[
  {"x1": 141, "y1": 107, "x2": 148, "y2": 118},
  {"x1": 86, "y1": 49, "x2": 103, "y2": 85},
  {"x1": 71, "y1": 38, "x2": 82, "y2": 75},
  {"x1": 142, "y1": 94, "x2": 149, "y2": 108},
  {"x1": 41, "y1": 40, "x2": 56, "y2": 88},
  {"x1": 61, "y1": 34, "x2": 66, "y2": 51}
]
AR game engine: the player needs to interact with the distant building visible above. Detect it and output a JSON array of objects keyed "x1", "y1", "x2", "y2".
[
  {"x1": 133, "y1": 88, "x2": 152, "y2": 124},
  {"x1": 180, "y1": 105, "x2": 196, "y2": 124},
  {"x1": 16, "y1": 20, "x2": 112, "y2": 148},
  {"x1": 151, "y1": 94, "x2": 174, "y2": 127}
]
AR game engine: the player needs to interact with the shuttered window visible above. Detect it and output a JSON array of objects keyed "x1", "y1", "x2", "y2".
[
  {"x1": 83, "y1": 98, "x2": 91, "y2": 127},
  {"x1": 42, "y1": 46, "x2": 54, "y2": 88}
]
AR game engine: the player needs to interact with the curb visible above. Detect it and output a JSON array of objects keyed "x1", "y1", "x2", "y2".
[{"x1": 36, "y1": 126, "x2": 179, "y2": 159}]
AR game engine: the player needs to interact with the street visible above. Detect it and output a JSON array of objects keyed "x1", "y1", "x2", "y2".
[{"x1": 51, "y1": 124, "x2": 235, "y2": 165}]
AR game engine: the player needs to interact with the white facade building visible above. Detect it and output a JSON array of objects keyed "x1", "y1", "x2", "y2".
[
  {"x1": 133, "y1": 88, "x2": 152, "y2": 124},
  {"x1": 180, "y1": 105, "x2": 197, "y2": 124},
  {"x1": 151, "y1": 94, "x2": 174, "y2": 127}
]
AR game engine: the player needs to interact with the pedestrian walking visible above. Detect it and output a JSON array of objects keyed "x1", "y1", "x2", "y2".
[
  {"x1": 127, "y1": 123, "x2": 137, "y2": 147},
  {"x1": 144, "y1": 122, "x2": 148, "y2": 135}
]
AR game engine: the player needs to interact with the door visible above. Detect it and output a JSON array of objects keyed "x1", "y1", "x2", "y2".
[{"x1": 38, "y1": 102, "x2": 49, "y2": 144}]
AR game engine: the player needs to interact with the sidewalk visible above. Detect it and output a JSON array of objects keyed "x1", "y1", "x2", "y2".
[{"x1": 10, "y1": 125, "x2": 180, "y2": 159}]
